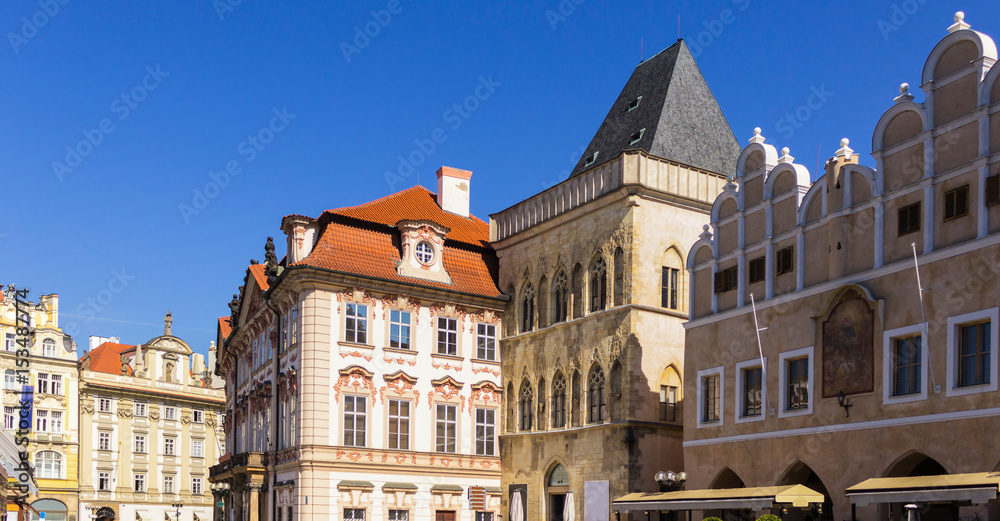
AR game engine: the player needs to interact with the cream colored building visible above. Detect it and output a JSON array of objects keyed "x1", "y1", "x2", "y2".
[
  {"x1": 78, "y1": 314, "x2": 225, "y2": 521},
  {"x1": 211, "y1": 170, "x2": 506, "y2": 521},
  {"x1": 0, "y1": 289, "x2": 79, "y2": 521},
  {"x1": 491, "y1": 40, "x2": 740, "y2": 521},
  {"x1": 684, "y1": 13, "x2": 1000, "y2": 521}
]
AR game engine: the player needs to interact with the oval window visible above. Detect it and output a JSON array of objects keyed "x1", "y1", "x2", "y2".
[{"x1": 415, "y1": 241, "x2": 434, "y2": 265}]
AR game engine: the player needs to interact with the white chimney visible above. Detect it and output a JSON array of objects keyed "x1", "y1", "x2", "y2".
[
  {"x1": 436, "y1": 166, "x2": 472, "y2": 217},
  {"x1": 192, "y1": 353, "x2": 206, "y2": 375},
  {"x1": 281, "y1": 215, "x2": 319, "y2": 265}
]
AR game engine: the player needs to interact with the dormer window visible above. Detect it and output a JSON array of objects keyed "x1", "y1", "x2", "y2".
[
  {"x1": 415, "y1": 241, "x2": 434, "y2": 265},
  {"x1": 629, "y1": 129, "x2": 645, "y2": 146},
  {"x1": 584, "y1": 152, "x2": 599, "y2": 167},
  {"x1": 627, "y1": 96, "x2": 642, "y2": 111}
]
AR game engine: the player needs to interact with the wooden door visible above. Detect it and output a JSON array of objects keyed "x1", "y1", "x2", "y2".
[{"x1": 435, "y1": 511, "x2": 456, "y2": 521}]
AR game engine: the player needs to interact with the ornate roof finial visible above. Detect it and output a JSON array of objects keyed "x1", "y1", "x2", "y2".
[
  {"x1": 894, "y1": 82, "x2": 914, "y2": 103},
  {"x1": 699, "y1": 224, "x2": 713, "y2": 240},
  {"x1": 948, "y1": 11, "x2": 970, "y2": 33},
  {"x1": 164, "y1": 311, "x2": 173, "y2": 336},
  {"x1": 228, "y1": 294, "x2": 240, "y2": 326},
  {"x1": 265, "y1": 236, "x2": 279, "y2": 280},
  {"x1": 749, "y1": 127, "x2": 766, "y2": 144},
  {"x1": 778, "y1": 147, "x2": 795, "y2": 164},
  {"x1": 836, "y1": 138, "x2": 854, "y2": 160}
]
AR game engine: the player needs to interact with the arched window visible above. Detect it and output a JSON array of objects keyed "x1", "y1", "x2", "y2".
[
  {"x1": 613, "y1": 248, "x2": 625, "y2": 306},
  {"x1": 659, "y1": 366, "x2": 682, "y2": 422},
  {"x1": 506, "y1": 383, "x2": 516, "y2": 432},
  {"x1": 590, "y1": 257, "x2": 607, "y2": 312},
  {"x1": 35, "y1": 451, "x2": 62, "y2": 479},
  {"x1": 571, "y1": 264, "x2": 584, "y2": 319},
  {"x1": 588, "y1": 367, "x2": 606, "y2": 423},
  {"x1": 519, "y1": 380, "x2": 533, "y2": 431},
  {"x1": 552, "y1": 271, "x2": 568, "y2": 324},
  {"x1": 661, "y1": 248, "x2": 683, "y2": 311},
  {"x1": 521, "y1": 284, "x2": 535, "y2": 333},
  {"x1": 42, "y1": 339, "x2": 57, "y2": 358},
  {"x1": 551, "y1": 372, "x2": 566, "y2": 428},
  {"x1": 570, "y1": 370, "x2": 582, "y2": 427},
  {"x1": 610, "y1": 361, "x2": 623, "y2": 421},
  {"x1": 31, "y1": 499, "x2": 67, "y2": 521},
  {"x1": 537, "y1": 276, "x2": 548, "y2": 330}
]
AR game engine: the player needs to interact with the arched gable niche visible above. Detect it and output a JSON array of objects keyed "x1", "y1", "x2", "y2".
[
  {"x1": 813, "y1": 285, "x2": 881, "y2": 399},
  {"x1": 883, "y1": 110, "x2": 923, "y2": 149}
]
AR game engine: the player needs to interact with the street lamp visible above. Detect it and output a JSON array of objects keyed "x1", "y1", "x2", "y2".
[
  {"x1": 172, "y1": 500, "x2": 184, "y2": 521},
  {"x1": 210, "y1": 482, "x2": 231, "y2": 521},
  {"x1": 655, "y1": 470, "x2": 687, "y2": 492}
]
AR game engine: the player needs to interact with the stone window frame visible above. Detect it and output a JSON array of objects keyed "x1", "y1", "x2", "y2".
[
  {"x1": 696, "y1": 366, "x2": 724, "y2": 427},
  {"x1": 946, "y1": 307, "x2": 999, "y2": 397},
  {"x1": 433, "y1": 402, "x2": 459, "y2": 454},
  {"x1": 343, "y1": 302, "x2": 371, "y2": 346},
  {"x1": 435, "y1": 315, "x2": 461, "y2": 357},
  {"x1": 883, "y1": 323, "x2": 928, "y2": 405},
  {"x1": 735, "y1": 357, "x2": 766, "y2": 423},
  {"x1": 777, "y1": 346, "x2": 814, "y2": 418},
  {"x1": 386, "y1": 308, "x2": 413, "y2": 351}
]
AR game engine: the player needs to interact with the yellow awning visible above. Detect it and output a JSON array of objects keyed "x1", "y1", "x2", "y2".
[
  {"x1": 846, "y1": 472, "x2": 1000, "y2": 506},
  {"x1": 613, "y1": 485, "x2": 825, "y2": 511}
]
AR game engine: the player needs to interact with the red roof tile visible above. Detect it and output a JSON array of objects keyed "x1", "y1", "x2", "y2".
[
  {"x1": 248, "y1": 264, "x2": 270, "y2": 291},
  {"x1": 84, "y1": 342, "x2": 136, "y2": 375},
  {"x1": 218, "y1": 317, "x2": 232, "y2": 339}
]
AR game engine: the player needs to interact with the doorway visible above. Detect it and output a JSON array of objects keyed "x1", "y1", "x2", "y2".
[
  {"x1": 435, "y1": 511, "x2": 456, "y2": 521},
  {"x1": 550, "y1": 493, "x2": 566, "y2": 521}
]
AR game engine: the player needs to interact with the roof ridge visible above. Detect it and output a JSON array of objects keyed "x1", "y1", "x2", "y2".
[{"x1": 324, "y1": 185, "x2": 431, "y2": 216}]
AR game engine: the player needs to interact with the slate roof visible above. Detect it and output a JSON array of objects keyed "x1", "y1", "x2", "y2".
[{"x1": 570, "y1": 40, "x2": 741, "y2": 178}]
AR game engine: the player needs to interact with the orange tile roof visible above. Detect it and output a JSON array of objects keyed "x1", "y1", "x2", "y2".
[
  {"x1": 218, "y1": 317, "x2": 232, "y2": 339},
  {"x1": 292, "y1": 187, "x2": 502, "y2": 298},
  {"x1": 248, "y1": 264, "x2": 270, "y2": 291},
  {"x1": 323, "y1": 186, "x2": 489, "y2": 247},
  {"x1": 84, "y1": 342, "x2": 136, "y2": 375}
]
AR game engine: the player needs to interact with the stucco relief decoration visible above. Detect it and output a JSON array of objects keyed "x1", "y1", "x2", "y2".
[
  {"x1": 340, "y1": 351, "x2": 374, "y2": 362},
  {"x1": 148, "y1": 405, "x2": 160, "y2": 421},
  {"x1": 379, "y1": 373, "x2": 419, "y2": 405},
  {"x1": 223, "y1": 411, "x2": 233, "y2": 433},
  {"x1": 821, "y1": 289, "x2": 875, "y2": 397},
  {"x1": 118, "y1": 400, "x2": 134, "y2": 418},
  {"x1": 81, "y1": 394, "x2": 95, "y2": 414},
  {"x1": 333, "y1": 367, "x2": 376, "y2": 402},
  {"x1": 609, "y1": 320, "x2": 631, "y2": 360},
  {"x1": 181, "y1": 410, "x2": 193, "y2": 424},
  {"x1": 335, "y1": 288, "x2": 374, "y2": 313},
  {"x1": 383, "y1": 356, "x2": 418, "y2": 367},
  {"x1": 471, "y1": 366, "x2": 501, "y2": 377},
  {"x1": 413, "y1": 225, "x2": 442, "y2": 244},
  {"x1": 429, "y1": 377, "x2": 465, "y2": 410},
  {"x1": 431, "y1": 360, "x2": 462, "y2": 371},
  {"x1": 381, "y1": 294, "x2": 422, "y2": 322},
  {"x1": 466, "y1": 309, "x2": 500, "y2": 332}
]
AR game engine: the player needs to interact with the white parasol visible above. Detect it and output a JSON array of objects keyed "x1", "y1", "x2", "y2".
[
  {"x1": 510, "y1": 489, "x2": 524, "y2": 521},
  {"x1": 563, "y1": 491, "x2": 576, "y2": 521}
]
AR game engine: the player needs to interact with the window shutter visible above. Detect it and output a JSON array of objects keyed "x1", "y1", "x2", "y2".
[
  {"x1": 897, "y1": 208, "x2": 907, "y2": 236},
  {"x1": 910, "y1": 203, "x2": 921, "y2": 231},
  {"x1": 714, "y1": 271, "x2": 724, "y2": 294},
  {"x1": 956, "y1": 186, "x2": 968, "y2": 216},
  {"x1": 944, "y1": 191, "x2": 956, "y2": 220},
  {"x1": 986, "y1": 175, "x2": 1000, "y2": 206}
]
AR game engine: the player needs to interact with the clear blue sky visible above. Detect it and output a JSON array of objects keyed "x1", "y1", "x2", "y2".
[{"x1": 1, "y1": 0, "x2": 996, "y2": 359}]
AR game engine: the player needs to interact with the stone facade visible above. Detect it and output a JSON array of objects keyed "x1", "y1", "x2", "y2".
[
  {"x1": 492, "y1": 151, "x2": 727, "y2": 521},
  {"x1": 685, "y1": 14, "x2": 1000, "y2": 521}
]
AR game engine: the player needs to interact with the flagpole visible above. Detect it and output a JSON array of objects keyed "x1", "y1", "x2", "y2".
[{"x1": 750, "y1": 294, "x2": 773, "y2": 415}]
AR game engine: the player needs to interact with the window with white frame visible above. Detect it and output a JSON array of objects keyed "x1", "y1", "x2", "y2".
[
  {"x1": 291, "y1": 305, "x2": 299, "y2": 345},
  {"x1": 98, "y1": 471, "x2": 111, "y2": 491},
  {"x1": 388, "y1": 399, "x2": 410, "y2": 450},
  {"x1": 735, "y1": 358, "x2": 766, "y2": 422},
  {"x1": 42, "y1": 338, "x2": 57, "y2": 358},
  {"x1": 134, "y1": 434, "x2": 146, "y2": 453},
  {"x1": 37, "y1": 373, "x2": 49, "y2": 394},
  {"x1": 163, "y1": 475, "x2": 174, "y2": 494},
  {"x1": 164, "y1": 436, "x2": 176, "y2": 456},
  {"x1": 280, "y1": 314, "x2": 288, "y2": 351},
  {"x1": 437, "y1": 317, "x2": 458, "y2": 355},
  {"x1": 389, "y1": 310, "x2": 411, "y2": 350},
  {"x1": 343, "y1": 396, "x2": 366, "y2": 447},
  {"x1": 435, "y1": 404, "x2": 457, "y2": 453},
  {"x1": 193, "y1": 409, "x2": 204, "y2": 423},
  {"x1": 35, "y1": 451, "x2": 61, "y2": 479},
  {"x1": 98, "y1": 396, "x2": 111, "y2": 413},
  {"x1": 4, "y1": 371, "x2": 16, "y2": 391},
  {"x1": 4, "y1": 333, "x2": 14, "y2": 351},
  {"x1": 50, "y1": 411, "x2": 62, "y2": 434},
  {"x1": 778, "y1": 346, "x2": 813, "y2": 417},
  {"x1": 192, "y1": 477, "x2": 203, "y2": 495},
  {"x1": 476, "y1": 324, "x2": 497, "y2": 361},
  {"x1": 98, "y1": 432, "x2": 111, "y2": 451},
  {"x1": 947, "y1": 308, "x2": 999, "y2": 397},
  {"x1": 35, "y1": 410, "x2": 48, "y2": 432},
  {"x1": 883, "y1": 324, "x2": 927, "y2": 404},
  {"x1": 134, "y1": 402, "x2": 148, "y2": 417},
  {"x1": 134, "y1": 473, "x2": 145, "y2": 492},
  {"x1": 345, "y1": 303, "x2": 368, "y2": 344},
  {"x1": 50, "y1": 375, "x2": 62, "y2": 395},
  {"x1": 164, "y1": 406, "x2": 176, "y2": 420},
  {"x1": 696, "y1": 366, "x2": 723, "y2": 426},
  {"x1": 193, "y1": 439, "x2": 204, "y2": 458},
  {"x1": 475, "y1": 408, "x2": 495, "y2": 456},
  {"x1": 3, "y1": 407, "x2": 14, "y2": 430}
]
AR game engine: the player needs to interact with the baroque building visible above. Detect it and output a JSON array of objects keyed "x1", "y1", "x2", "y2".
[
  {"x1": 78, "y1": 314, "x2": 225, "y2": 521},
  {"x1": 210, "y1": 168, "x2": 506, "y2": 521},
  {"x1": 0, "y1": 290, "x2": 79, "y2": 521},
  {"x1": 491, "y1": 40, "x2": 740, "y2": 521},
  {"x1": 683, "y1": 13, "x2": 1000, "y2": 521}
]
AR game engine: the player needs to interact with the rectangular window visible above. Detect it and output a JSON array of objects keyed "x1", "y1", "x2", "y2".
[
  {"x1": 437, "y1": 318, "x2": 458, "y2": 356},
  {"x1": 776, "y1": 247, "x2": 794, "y2": 275},
  {"x1": 344, "y1": 510, "x2": 365, "y2": 521},
  {"x1": 98, "y1": 397, "x2": 111, "y2": 413},
  {"x1": 959, "y1": 322, "x2": 991, "y2": 387},
  {"x1": 987, "y1": 175, "x2": 1000, "y2": 206},
  {"x1": 134, "y1": 434, "x2": 147, "y2": 453},
  {"x1": 476, "y1": 514, "x2": 494, "y2": 521},
  {"x1": 164, "y1": 406, "x2": 176, "y2": 420},
  {"x1": 748, "y1": 257, "x2": 766, "y2": 284},
  {"x1": 164, "y1": 437, "x2": 176, "y2": 456},
  {"x1": 43, "y1": 341, "x2": 56, "y2": 358},
  {"x1": 435, "y1": 404, "x2": 457, "y2": 453},
  {"x1": 134, "y1": 473, "x2": 145, "y2": 492},
  {"x1": 50, "y1": 375, "x2": 62, "y2": 395},
  {"x1": 134, "y1": 402, "x2": 148, "y2": 417},
  {"x1": 343, "y1": 396, "x2": 367, "y2": 447},
  {"x1": 476, "y1": 324, "x2": 496, "y2": 361},
  {"x1": 50, "y1": 411, "x2": 62, "y2": 434},
  {"x1": 898, "y1": 202, "x2": 921, "y2": 236},
  {"x1": 281, "y1": 315, "x2": 288, "y2": 351},
  {"x1": 786, "y1": 358, "x2": 809, "y2": 410},
  {"x1": 388, "y1": 511, "x2": 408, "y2": 521},
  {"x1": 99, "y1": 432, "x2": 111, "y2": 451},
  {"x1": 291, "y1": 305, "x2": 299, "y2": 345},
  {"x1": 3, "y1": 371, "x2": 15, "y2": 391},
  {"x1": 894, "y1": 336, "x2": 922, "y2": 396},
  {"x1": 193, "y1": 409, "x2": 204, "y2": 423},
  {"x1": 163, "y1": 475, "x2": 174, "y2": 494},
  {"x1": 389, "y1": 310, "x2": 411, "y2": 349},
  {"x1": 98, "y1": 472, "x2": 111, "y2": 491},
  {"x1": 37, "y1": 373, "x2": 49, "y2": 395},
  {"x1": 944, "y1": 185, "x2": 969, "y2": 221},
  {"x1": 388, "y1": 399, "x2": 410, "y2": 450},
  {"x1": 742, "y1": 367, "x2": 762, "y2": 417},
  {"x1": 193, "y1": 439, "x2": 204, "y2": 458},
  {"x1": 661, "y1": 267, "x2": 680, "y2": 309},
  {"x1": 35, "y1": 410, "x2": 47, "y2": 432},
  {"x1": 475, "y1": 408, "x2": 495, "y2": 456},
  {"x1": 714, "y1": 266, "x2": 738, "y2": 293},
  {"x1": 3, "y1": 407, "x2": 14, "y2": 430},
  {"x1": 702, "y1": 375, "x2": 719, "y2": 422},
  {"x1": 345, "y1": 303, "x2": 368, "y2": 344},
  {"x1": 659, "y1": 385, "x2": 677, "y2": 422},
  {"x1": 192, "y1": 477, "x2": 203, "y2": 495},
  {"x1": 4, "y1": 333, "x2": 14, "y2": 351}
]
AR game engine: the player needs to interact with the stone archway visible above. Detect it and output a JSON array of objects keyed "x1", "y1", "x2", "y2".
[{"x1": 776, "y1": 461, "x2": 832, "y2": 521}]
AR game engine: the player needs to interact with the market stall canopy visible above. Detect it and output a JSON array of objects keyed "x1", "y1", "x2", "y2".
[
  {"x1": 846, "y1": 472, "x2": 1000, "y2": 507},
  {"x1": 613, "y1": 485, "x2": 824, "y2": 511}
]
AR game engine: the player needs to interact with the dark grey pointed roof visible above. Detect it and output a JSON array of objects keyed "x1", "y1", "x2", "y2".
[{"x1": 570, "y1": 40, "x2": 740, "y2": 177}]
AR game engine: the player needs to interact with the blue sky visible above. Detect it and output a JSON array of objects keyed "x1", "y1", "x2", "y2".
[{"x1": 1, "y1": 0, "x2": 996, "y2": 359}]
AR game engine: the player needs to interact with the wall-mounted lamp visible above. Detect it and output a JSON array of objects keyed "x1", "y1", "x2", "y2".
[
  {"x1": 655, "y1": 470, "x2": 687, "y2": 492},
  {"x1": 837, "y1": 391, "x2": 853, "y2": 417}
]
